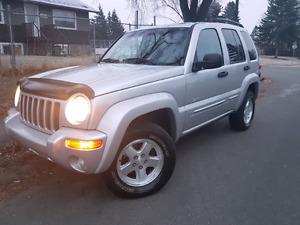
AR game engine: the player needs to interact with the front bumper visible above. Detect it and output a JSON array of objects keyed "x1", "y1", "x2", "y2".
[{"x1": 4, "y1": 109, "x2": 107, "y2": 174}]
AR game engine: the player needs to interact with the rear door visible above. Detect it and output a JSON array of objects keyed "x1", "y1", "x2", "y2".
[
  {"x1": 220, "y1": 29, "x2": 249, "y2": 108},
  {"x1": 240, "y1": 31, "x2": 259, "y2": 77}
]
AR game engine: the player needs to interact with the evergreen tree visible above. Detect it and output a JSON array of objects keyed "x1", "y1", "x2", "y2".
[
  {"x1": 251, "y1": 26, "x2": 260, "y2": 43},
  {"x1": 107, "y1": 10, "x2": 125, "y2": 40},
  {"x1": 107, "y1": 11, "x2": 112, "y2": 39},
  {"x1": 258, "y1": 0, "x2": 299, "y2": 58},
  {"x1": 222, "y1": 1, "x2": 240, "y2": 22},
  {"x1": 94, "y1": 4, "x2": 109, "y2": 40},
  {"x1": 206, "y1": 0, "x2": 222, "y2": 21}
]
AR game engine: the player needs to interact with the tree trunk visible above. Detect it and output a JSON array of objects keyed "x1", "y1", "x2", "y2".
[
  {"x1": 196, "y1": 0, "x2": 213, "y2": 21},
  {"x1": 180, "y1": 0, "x2": 213, "y2": 22},
  {"x1": 180, "y1": 0, "x2": 193, "y2": 22}
]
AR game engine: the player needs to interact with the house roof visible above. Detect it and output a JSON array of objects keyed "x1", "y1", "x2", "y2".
[{"x1": 24, "y1": 0, "x2": 98, "y2": 12}]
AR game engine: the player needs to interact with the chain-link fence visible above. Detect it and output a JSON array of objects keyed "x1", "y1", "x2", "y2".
[{"x1": 0, "y1": 7, "x2": 154, "y2": 69}]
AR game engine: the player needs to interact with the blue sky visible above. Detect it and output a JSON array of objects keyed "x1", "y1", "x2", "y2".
[{"x1": 83, "y1": 0, "x2": 269, "y2": 32}]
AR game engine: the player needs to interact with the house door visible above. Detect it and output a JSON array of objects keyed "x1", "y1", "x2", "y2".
[{"x1": 24, "y1": 3, "x2": 40, "y2": 37}]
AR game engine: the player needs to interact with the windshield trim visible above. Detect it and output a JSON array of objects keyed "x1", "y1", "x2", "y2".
[{"x1": 99, "y1": 27, "x2": 194, "y2": 66}]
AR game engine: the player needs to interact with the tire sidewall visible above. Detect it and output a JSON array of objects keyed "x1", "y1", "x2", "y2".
[
  {"x1": 106, "y1": 123, "x2": 176, "y2": 198},
  {"x1": 243, "y1": 92, "x2": 255, "y2": 128}
]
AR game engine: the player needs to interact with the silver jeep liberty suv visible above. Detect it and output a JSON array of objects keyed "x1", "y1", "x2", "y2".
[{"x1": 5, "y1": 21, "x2": 260, "y2": 198}]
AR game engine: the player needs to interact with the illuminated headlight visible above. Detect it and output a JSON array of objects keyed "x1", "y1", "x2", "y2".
[
  {"x1": 65, "y1": 94, "x2": 91, "y2": 125},
  {"x1": 14, "y1": 85, "x2": 21, "y2": 108}
]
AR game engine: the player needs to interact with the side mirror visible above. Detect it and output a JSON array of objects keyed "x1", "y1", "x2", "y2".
[{"x1": 192, "y1": 53, "x2": 223, "y2": 72}]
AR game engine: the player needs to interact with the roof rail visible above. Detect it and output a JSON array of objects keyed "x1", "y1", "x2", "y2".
[{"x1": 210, "y1": 17, "x2": 244, "y2": 28}]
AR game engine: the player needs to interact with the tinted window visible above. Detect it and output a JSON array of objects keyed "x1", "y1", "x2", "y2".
[
  {"x1": 241, "y1": 31, "x2": 257, "y2": 60},
  {"x1": 194, "y1": 29, "x2": 223, "y2": 65},
  {"x1": 222, "y1": 29, "x2": 246, "y2": 64}
]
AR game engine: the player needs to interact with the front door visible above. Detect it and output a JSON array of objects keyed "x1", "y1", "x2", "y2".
[
  {"x1": 184, "y1": 28, "x2": 232, "y2": 132},
  {"x1": 24, "y1": 3, "x2": 40, "y2": 37}
]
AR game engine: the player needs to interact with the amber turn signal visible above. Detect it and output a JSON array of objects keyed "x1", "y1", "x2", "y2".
[{"x1": 65, "y1": 139, "x2": 103, "y2": 151}]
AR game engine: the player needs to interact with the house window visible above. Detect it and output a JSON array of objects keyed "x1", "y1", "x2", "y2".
[
  {"x1": 0, "y1": 43, "x2": 24, "y2": 55},
  {"x1": 53, "y1": 9, "x2": 76, "y2": 30},
  {"x1": 0, "y1": 1, "x2": 4, "y2": 24},
  {"x1": 53, "y1": 44, "x2": 70, "y2": 56}
]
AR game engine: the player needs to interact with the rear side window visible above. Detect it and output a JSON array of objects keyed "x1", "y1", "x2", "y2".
[
  {"x1": 195, "y1": 29, "x2": 223, "y2": 64},
  {"x1": 240, "y1": 31, "x2": 257, "y2": 60},
  {"x1": 222, "y1": 29, "x2": 246, "y2": 64}
]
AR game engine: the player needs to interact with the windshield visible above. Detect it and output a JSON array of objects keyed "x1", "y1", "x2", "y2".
[{"x1": 101, "y1": 28, "x2": 192, "y2": 66}]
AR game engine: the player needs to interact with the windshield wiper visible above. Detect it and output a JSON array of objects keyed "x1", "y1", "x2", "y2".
[
  {"x1": 122, "y1": 58, "x2": 154, "y2": 65},
  {"x1": 101, "y1": 58, "x2": 120, "y2": 63}
]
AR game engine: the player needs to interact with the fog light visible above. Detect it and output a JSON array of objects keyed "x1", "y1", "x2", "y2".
[
  {"x1": 65, "y1": 139, "x2": 103, "y2": 151},
  {"x1": 69, "y1": 156, "x2": 86, "y2": 173}
]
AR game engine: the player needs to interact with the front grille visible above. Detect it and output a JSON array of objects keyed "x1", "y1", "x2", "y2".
[{"x1": 19, "y1": 92, "x2": 61, "y2": 133}]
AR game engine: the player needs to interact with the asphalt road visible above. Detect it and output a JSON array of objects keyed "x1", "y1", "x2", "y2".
[{"x1": 1, "y1": 65, "x2": 300, "y2": 225}]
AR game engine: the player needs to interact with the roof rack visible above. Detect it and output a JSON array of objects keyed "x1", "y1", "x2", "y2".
[{"x1": 210, "y1": 17, "x2": 244, "y2": 28}]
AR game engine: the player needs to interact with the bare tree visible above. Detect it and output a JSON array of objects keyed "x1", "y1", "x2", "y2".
[{"x1": 129, "y1": 0, "x2": 214, "y2": 22}]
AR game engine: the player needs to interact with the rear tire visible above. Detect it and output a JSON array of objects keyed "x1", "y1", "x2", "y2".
[
  {"x1": 229, "y1": 91, "x2": 255, "y2": 131},
  {"x1": 104, "y1": 123, "x2": 176, "y2": 198}
]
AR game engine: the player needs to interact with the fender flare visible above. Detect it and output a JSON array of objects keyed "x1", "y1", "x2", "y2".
[
  {"x1": 236, "y1": 73, "x2": 260, "y2": 110},
  {"x1": 95, "y1": 93, "x2": 182, "y2": 173}
]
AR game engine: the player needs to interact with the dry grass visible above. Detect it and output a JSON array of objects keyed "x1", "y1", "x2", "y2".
[
  {"x1": 0, "y1": 67, "x2": 56, "y2": 120},
  {"x1": 0, "y1": 55, "x2": 96, "y2": 120}
]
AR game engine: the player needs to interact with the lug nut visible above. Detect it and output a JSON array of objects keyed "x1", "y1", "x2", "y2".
[
  {"x1": 134, "y1": 156, "x2": 138, "y2": 160},
  {"x1": 132, "y1": 163, "x2": 136, "y2": 167},
  {"x1": 139, "y1": 166, "x2": 143, "y2": 170},
  {"x1": 141, "y1": 154, "x2": 145, "y2": 158}
]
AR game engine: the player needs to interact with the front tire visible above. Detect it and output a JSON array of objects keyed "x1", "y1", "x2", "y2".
[
  {"x1": 229, "y1": 91, "x2": 256, "y2": 131},
  {"x1": 104, "y1": 123, "x2": 176, "y2": 198}
]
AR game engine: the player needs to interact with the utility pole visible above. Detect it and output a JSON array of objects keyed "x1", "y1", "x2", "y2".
[
  {"x1": 135, "y1": 10, "x2": 139, "y2": 29},
  {"x1": 153, "y1": 16, "x2": 156, "y2": 26},
  {"x1": 235, "y1": 0, "x2": 240, "y2": 21},
  {"x1": 8, "y1": 5, "x2": 16, "y2": 68}
]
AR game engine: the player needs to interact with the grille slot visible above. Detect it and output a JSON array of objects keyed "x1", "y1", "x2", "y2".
[{"x1": 19, "y1": 92, "x2": 61, "y2": 133}]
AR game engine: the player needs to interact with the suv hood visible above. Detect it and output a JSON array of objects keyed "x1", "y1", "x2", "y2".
[{"x1": 33, "y1": 63, "x2": 184, "y2": 96}]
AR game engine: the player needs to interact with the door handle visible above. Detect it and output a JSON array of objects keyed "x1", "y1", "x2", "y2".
[
  {"x1": 244, "y1": 66, "x2": 251, "y2": 71},
  {"x1": 218, "y1": 71, "x2": 229, "y2": 78}
]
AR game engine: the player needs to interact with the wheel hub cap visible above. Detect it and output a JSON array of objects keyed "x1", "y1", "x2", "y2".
[
  {"x1": 116, "y1": 139, "x2": 164, "y2": 187},
  {"x1": 244, "y1": 99, "x2": 254, "y2": 125}
]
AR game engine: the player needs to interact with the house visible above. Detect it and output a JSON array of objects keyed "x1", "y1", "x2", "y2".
[{"x1": 0, "y1": 0, "x2": 98, "y2": 56}]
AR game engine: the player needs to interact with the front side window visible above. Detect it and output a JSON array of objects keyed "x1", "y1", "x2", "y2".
[
  {"x1": 222, "y1": 29, "x2": 246, "y2": 64},
  {"x1": 241, "y1": 31, "x2": 257, "y2": 61},
  {"x1": 194, "y1": 28, "x2": 223, "y2": 65},
  {"x1": 0, "y1": 1, "x2": 4, "y2": 24},
  {"x1": 101, "y1": 28, "x2": 192, "y2": 66},
  {"x1": 53, "y1": 9, "x2": 76, "y2": 30}
]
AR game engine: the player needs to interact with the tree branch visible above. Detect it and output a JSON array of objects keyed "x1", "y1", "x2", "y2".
[{"x1": 160, "y1": 0, "x2": 183, "y2": 20}]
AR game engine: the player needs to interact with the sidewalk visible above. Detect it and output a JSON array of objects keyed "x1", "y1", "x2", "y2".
[{"x1": 260, "y1": 55, "x2": 300, "y2": 66}]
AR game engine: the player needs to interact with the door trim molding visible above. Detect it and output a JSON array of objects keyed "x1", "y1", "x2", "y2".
[
  {"x1": 193, "y1": 99, "x2": 226, "y2": 114},
  {"x1": 182, "y1": 111, "x2": 233, "y2": 135}
]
